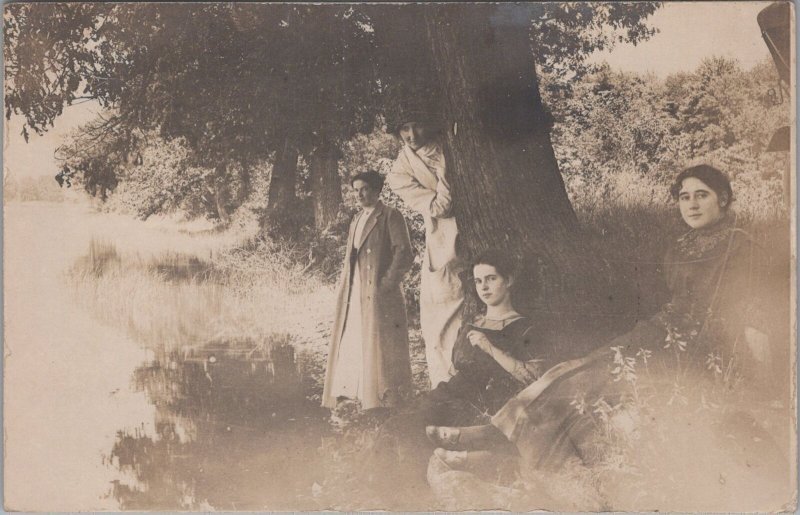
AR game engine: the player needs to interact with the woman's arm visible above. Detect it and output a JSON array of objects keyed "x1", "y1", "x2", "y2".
[
  {"x1": 387, "y1": 153, "x2": 453, "y2": 218},
  {"x1": 380, "y1": 208, "x2": 414, "y2": 291},
  {"x1": 468, "y1": 330, "x2": 538, "y2": 384},
  {"x1": 430, "y1": 172, "x2": 453, "y2": 218},
  {"x1": 721, "y1": 232, "x2": 775, "y2": 373}
]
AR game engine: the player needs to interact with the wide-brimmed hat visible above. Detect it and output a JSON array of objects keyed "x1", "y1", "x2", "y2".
[
  {"x1": 385, "y1": 105, "x2": 443, "y2": 135},
  {"x1": 383, "y1": 83, "x2": 444, "y2": 135}
]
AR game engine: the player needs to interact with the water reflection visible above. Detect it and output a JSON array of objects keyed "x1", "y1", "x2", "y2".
[{"x1": 106, "y1": 338, "x2": 331, "y2": 510}]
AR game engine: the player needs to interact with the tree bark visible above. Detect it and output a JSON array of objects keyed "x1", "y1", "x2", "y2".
[
  {"x1": 423, "y1": 4, "x2": 584, "y2": 310},
  {"x1": 266, "y1": 136, "x2": 301, "y2": 234},
  {"x1": 308, "y1": 142, "x2": 343, "y2": 232}
]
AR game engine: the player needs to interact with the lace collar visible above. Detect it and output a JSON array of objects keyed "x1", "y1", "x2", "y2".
[{"x1": 674, "y1": 213, "x2": 737, "y2": 261}]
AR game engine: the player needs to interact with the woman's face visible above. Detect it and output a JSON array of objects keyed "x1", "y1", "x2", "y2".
[
  {"x1": 677, "y1": 177, "x2": 727, "y2": 229},
  {"x1": 352, "y1": 179, "x2": 380, "y2": 209},
  {"x1": 473, "y1": 264, "x2": 513, "y2": 307},
  {"x1": 398, "y1": 122, "x2": 432, "y2": 151}
]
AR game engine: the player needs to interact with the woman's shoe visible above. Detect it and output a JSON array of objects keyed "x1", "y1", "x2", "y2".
[
  {"x1": 433, "y1": 447, "x2": 468, "y2": 469},
  {"x1": 426, "y1": 425, "x2": 461, "y2": 449}
]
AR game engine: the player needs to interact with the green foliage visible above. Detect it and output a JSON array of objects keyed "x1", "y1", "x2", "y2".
[
  {"x1": 56, "y1": 115, "x2": 136, "y2": 200},
  {"x1": 544, "y1": 57, "x2": 790, "y2": 221},
  {"x1": 110, "y1": 135, "x2": 201, "y2": 218},
  {"x1": 5, "y1": 4, "x2": 380, "y2": 161},
  {"x1": 3, "y1": 4, "x2": 105, "y2": 140},
  {"x1": 529, "y1": 2, "x2": 660, "y2": 79}
]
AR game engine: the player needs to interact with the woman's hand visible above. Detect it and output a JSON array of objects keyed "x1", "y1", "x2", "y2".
[
  {"x1": 511, "y1": 360, "x2": 538, "y2": 384},
  {"x1": 467, "y1": 330, "x2": 493, "y2": 354},
  {"x1": 469, "y1": 329, "x2": 540, "y2": 384}
]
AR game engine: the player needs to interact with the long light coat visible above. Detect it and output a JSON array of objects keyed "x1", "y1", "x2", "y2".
[{"x1": 322, "y1": 201, "x2": 414, "y2": 409}]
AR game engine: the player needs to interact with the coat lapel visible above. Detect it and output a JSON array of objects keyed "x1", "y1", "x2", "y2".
[
  {"x1": 346, "y1": 214, "x2": 358, "y2": 248},
  {"x1": 356, "y1": 202, "x2": 383, "y2": 251}
]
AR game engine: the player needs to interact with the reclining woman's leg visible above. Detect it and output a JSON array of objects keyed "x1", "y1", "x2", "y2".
[{"x1": 426, "y1": 424, "x2": 512, "y2": 452}]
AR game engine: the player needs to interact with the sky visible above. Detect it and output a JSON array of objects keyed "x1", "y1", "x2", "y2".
[
  {"x1": 4, "y1": 101, "x2": 100, "y2": 182},
  {"x1": 3, "y1": 2, "x2": 780, "y2": 180},
  {"x1": 588, "y1": 1, "x2": 774, "y2": 76}
]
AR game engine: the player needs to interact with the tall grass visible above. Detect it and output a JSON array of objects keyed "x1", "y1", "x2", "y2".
[
  {"x1": 67, "y1": 237, "x2": 338, "y2": 394},
  {"x1": 69, "y1": 239, "x2": 228, "y2": 350},
  {"x1": 571, "y1": 174, "x2": 790, "y2": 311}
]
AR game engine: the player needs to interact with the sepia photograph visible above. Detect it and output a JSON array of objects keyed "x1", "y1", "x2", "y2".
[{"x1": 3, "y1": 1, "x2": 796, "y2": 511}]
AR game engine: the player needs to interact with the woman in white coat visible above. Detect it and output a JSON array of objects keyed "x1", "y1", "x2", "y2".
[{"x1": 386, "y1": 112, "x2": 464, "y2": 388}]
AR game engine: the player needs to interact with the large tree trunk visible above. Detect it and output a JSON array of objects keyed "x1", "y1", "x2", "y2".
[
  {"x1": 423, "y1": 4, "x2": 584, "y2": 311},
  {"x1": 266, "y1": 136, "x2": 301, "y2": 234},
  {"x1": 308, "y1": 142, "x2": 343, "y2": 232}
]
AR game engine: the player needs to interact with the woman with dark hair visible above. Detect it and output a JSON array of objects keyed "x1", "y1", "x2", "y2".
[
  {"x1": 321, "y1": 170, "x2": 414, "y2": 411},
  {"x1": 417, "y1": 249, "x2": 548, "y2": 417},
  {"x1": 369, "y1": 249, "x2": 556, "y2": 499},
  {"x1": 425, "y1": 165, "x2": 786, "y2": 511},
  {"x1": 386, "y1": 109, "x2": 465, "y2": 388}
]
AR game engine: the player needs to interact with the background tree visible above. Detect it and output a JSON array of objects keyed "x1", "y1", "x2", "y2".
[
  {"x1": 6, "y1": 4, "x2": 382, "y2": 232},
  {"x1": 3, "y1": 3, "x2": 105, "y2": 140}
]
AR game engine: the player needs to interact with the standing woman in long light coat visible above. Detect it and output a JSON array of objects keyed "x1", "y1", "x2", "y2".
[
  {"x1": 322, "y1": 171, "x2": 414, "y2": 411},
  {"x1": 387, "y1": 111, "x2": 465, "y2": 388}
]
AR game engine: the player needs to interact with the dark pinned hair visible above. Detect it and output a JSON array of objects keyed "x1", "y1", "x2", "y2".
[
  {"x1": 669, "y1": 164, "x2": 734, "y2": 209},
  {"x1": 350, "y1": 170, "x2": 385, "y2": 191},
  {"x1": 473, "y1": 249, "x2": 516, "y2": 281}
]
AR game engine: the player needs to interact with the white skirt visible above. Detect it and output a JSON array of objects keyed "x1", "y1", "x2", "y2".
[
  {"x1": 329, "y1": 261, "x2": 363, "y2": 401},
  {"x1": 420, "y1": 256, "x2": 465, "y2": 387}
]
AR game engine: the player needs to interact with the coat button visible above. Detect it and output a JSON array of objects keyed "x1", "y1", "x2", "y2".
[{"x1": 367, "y1": 248, "x2": 371, "y2": 254}]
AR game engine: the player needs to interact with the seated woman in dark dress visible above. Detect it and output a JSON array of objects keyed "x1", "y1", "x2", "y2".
[
  {"x1": 426, "y1": 165, "x2": 789, "y2": 511},
  {"x1": 369, "y1": 249, "x2": 555, "y2": 496},
  {"x1": 422, "y1": 249, "x2": 546, "y2": 417}
]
